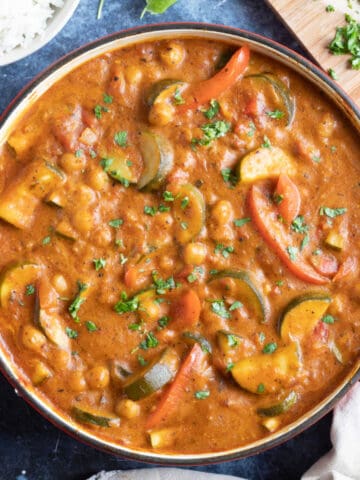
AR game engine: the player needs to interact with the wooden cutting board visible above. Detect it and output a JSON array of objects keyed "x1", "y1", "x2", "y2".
[{"x1": 265, "y1": 0, "x2": 360, "y2": 106}]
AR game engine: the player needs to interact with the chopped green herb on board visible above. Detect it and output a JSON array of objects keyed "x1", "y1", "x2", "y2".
[{"x1": 329, "y1": 14, "x2": 360, "y2": 70}]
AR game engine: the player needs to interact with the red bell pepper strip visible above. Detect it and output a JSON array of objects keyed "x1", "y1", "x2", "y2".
[
  {"x1": 248, "y1": 185, "x2": 328, "y2": 285},
  {"x1": 146, "y1": 343, "x2": 205, "y2": 429},
  {"x1": 275, "y1": 173, "x2": 301, "y2": 224},
  {"x1": 179, "y1": 45, "x2": 250, "y2": 112}
]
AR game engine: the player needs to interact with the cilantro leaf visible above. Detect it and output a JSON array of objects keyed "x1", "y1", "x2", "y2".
[
  {"x1": 114, "y1": 131, "x2": 128, "y2": 147},
  {"x1": 319, "y1": 206, "x2": 347, "y2": 218},
  {"x1": 114, "y1": 292, "x2": 139, "y2": 314},
  {"x1": 141, "y1": 0, "x2": 178, "y2": 18}
]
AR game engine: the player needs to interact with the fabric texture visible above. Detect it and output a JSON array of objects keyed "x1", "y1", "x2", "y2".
[{"x1": 88, "y1": 382, "x2": 360, "y2": 480}]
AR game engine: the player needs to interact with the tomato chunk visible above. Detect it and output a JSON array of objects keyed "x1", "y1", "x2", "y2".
[{"x1": 275, "y1": 174, "x2": 301, "y2": 224}]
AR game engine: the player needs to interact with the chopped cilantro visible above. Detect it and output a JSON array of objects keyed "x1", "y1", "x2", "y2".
[
  {"x1": 114, "y1": 131, "x2": 128, "y2": 147},
  {"x1": 65, "y1": 327, "x2": 78, "y2": 339},
  {"x1": 286, "y1": 246, "x2": 298, "y2": 262},
  {"x1": 187, "y1": 272, "x2": 198, "y2": 283},
  {"x1": 152, "y1": 271, "x2": 176, "y2": 294},
  {"x1": 93, "y1": 258, "x2": 106, "y2": 271},
  {"x1": 108, "y1": 218, "x2": 123, "y2": 228},
  {"x1": 42, "y1": 235, "x2": 51, "y2": 245},
  {"x1": 319, "y1": 206, "x2": 347, "y2": 218},
  {"x1": 322, "y1": 314, "x2": 336, "y2": 324},
  {"x1": 25, "y1": 284, "x2": 35, "y2": 296},
  {"x1": 89, "y1": 149, "x2": 97, "y2": 159},
  {"x1": 94, "y1": 105, "x2": 103, "y2": 119},
  {"x1": 119, "y1": 253, "x2": 128, "y2": 265},
  {"x1": 300, "y1": 233, "x2": 310, "y2": 251},
  {"x1": 158, "y1": 204, "x2": 170, "y2": 213},
  {"x1": 68, "y1": 281, "x2": 88, "y2": 323},
  {"x1": 210, "y1": 269, "x2": 219, "y2": 275},
  {"x1": 328, "y1": 14, "x2": 360, "y2": 70},
  {"x1": 203, "y1": 99, "x2": 220, "y2": 119},
  {"x1": 103, "y1": 93, "x2": 113, "y2": 104},
  {"x1": 257, "y1": 383, "x2": 265, "y2": 394},
  {"x1": 326, "y1": 4, "x2": 335, "y2": 12},
  {"x1": 129, "y1": 322, "x2": 143, "y2": 331},
  {"x1": 85, "y1": 320, "x2": 98, "y2": 332},
  {"x1": 180, "y1": 221, "x2": 188, "y2": 230},
  {"x1": 211, "y1": 299, "x2": 230, "y2": 319},
  {"x1": 192, "y1": 120, "x2": 231, "y2": 147},
  {"x1": 258, "y1": 331, "x2": 266, "y2": 343},
  {"x1": 266, "y1": 110, "x2": 284, "y2": 119},
  {"x1": 137, "y1": 355, "x2": 148, "y2": 366},
  {"x1": 313, "y1": 248, "x2": 322, "y2": 256},
  {"x1": 163, "y1": 191, "x2": 175, "y2": 202},
  {"x1": 139, "y1": 332, "x2": 159, "y2": 350},
  {"x1": 194, "y1": 390, "x2": 210, "y2": 400},
  {"x1": 247, "y1": 121, "x2": 256, "y2": 137},
  {"x1": 114, "y1": 291, "x2": 139, "y2": 314},
  {"x1": 75, "y1": 149, "x2": 83, "y2": 158},
  {"x1": 234, "y1": 217, "x2": 251, "y2": 227},
  {"x1": 144, "y1": 205, "x2": 157, "y2": 216},
  {"x1": 226, "y1": 362, "x2": 235, "y2": 372},
  {"x1": 158, "y1": 316, "x2": 170, "y2": 329},
  {"x1": 221, "y1": 167, "x2": 238, "y2": 187},
  {"x1": 226, "y1": 333, "x2": 240, "y2": 347},
  {"x1": 229, "y1": 301, "x2": 243, "y2": 311},
  {"x1": 328, "y1": 68, "x2": 338, "y2": 80},
  {"x1": 273, "y1": 193, "x2": 284, "y2": 205},
  {"x1": 275, "y1": 280, "x2": 284, "y2": 287},
  {"x1": 214, "y1": 243, "x2": 234, "y2": 258},
  {"x1": 181, "y1": 196, "x2": 189, "y2": 209},
  {"x1": 263, "y1": 342, "x2": 277, "y2": 354},
  {"x1": 291, "y1": 215, "x2": 309, "y2": 234},
  {"x1": 140, "y1": 0, "x2": 179, "y2": 18},
  {"x1": 261, "y1": 135, "x2": 272, "y2": 148}
]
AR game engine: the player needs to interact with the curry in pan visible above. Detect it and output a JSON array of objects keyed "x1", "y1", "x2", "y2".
[{"x1": 0, "y1": 37, "x2": 359, "y2": 454}]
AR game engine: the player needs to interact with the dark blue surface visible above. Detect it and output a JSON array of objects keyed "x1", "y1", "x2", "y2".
[{"x1": 0, "y1": 1, "x2": 331, "y2": 479}]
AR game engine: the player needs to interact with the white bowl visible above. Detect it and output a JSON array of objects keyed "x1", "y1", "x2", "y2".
[{"x1": 0, "y1": 0, "x2": 79, "y2": 66}]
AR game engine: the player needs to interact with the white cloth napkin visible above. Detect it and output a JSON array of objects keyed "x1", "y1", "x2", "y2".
[{"x1": 88, "y1": 382, "x2": 360, "y2": 480}]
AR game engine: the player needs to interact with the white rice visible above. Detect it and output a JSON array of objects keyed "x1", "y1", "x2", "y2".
[{"x1": 0, "y1": 0, "x2": 64, "y2": 55}]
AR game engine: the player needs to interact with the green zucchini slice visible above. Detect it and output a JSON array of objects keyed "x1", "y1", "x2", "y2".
[
  {"x1": 182, "y1": 331, "x2": 212, "y2": 354},
  {"x1": 72, "y1": 407, "x2": 120, "y2": 427},
  {"x1": 138, "y1": 131, "x2": 174, "y2": 190},
  {"x1": 0, "y1": 262, "x2": 41, "y2": 307},
  {"x1": 257, "y1": 391, "x2": 298, "y2": 416},
  {"x1": 279, "y1": 294, "x2": 332, "y2": 341},
  {"x1": 209, "y1": 270, "x2": 266, "y2": 323},
  {"x1": 238, "y1": 146, "x2": 296, "y2": 183},
  {"x1": 123, "y1": 348, "x2": 179, "y2": 400},
  {"x1": 173, "y1": 184, "x2": 206, "y2": 243},
  {"x1": 245, "y1": 72, "x2": 295, "y2": 126},
  {"x1": 231, "y1": 342, "x2": 300, "y2": 394},
  {"x1": 100, "y1": 151, "x2": 137, "y2": 186}
]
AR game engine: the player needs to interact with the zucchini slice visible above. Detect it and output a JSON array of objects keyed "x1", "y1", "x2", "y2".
[
  {"x1": 137, "y1": 131, "x2": 174, "y2": 190},
  {"x1": 238, "y1": 146, "x2": 296, "y2": 183},
  {"x1": 231, "y1": 342, "x2": 300, "y2": 394},
  {"x1": 257, "y1": 391, "x2": 298, "y2": 416},
  {"x1": 217, "y1": 330, "x2": 242, "y2": 354},
  {"x1": 72, "y1": 407, "x2": 120, "y2": 427},
  {"x1": 123, "y1": 348, "x2": 179, "y2": 401},
  {"x1": 0, "y1": 161, "x2": 66, "y2": 229},
  {"x1": 173, "y1": 184, "x2": 206, "y2": 243},
  {"x1": 209, "y1": 270, "x2": 266, "y2": 323},
  {"x1": 0, "y1": 262, "x2": 41, "y2": 307},
  {"x1": 182, "y1": 331, "x2": 212, "y2": 354},
  {"x1": 279, "y1": 294, "x2": 332, "y2": 341},
  {"x1": 245, "y1": 73, "x2": 295, "y2": 126},
  {"x1": 146, "y1": 79, "x2": 184, "y2": 106}
]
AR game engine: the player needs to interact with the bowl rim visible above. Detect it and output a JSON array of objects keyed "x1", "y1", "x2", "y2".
[
  {"x1": 0, "y1": 0, "x2": 80, "y2": 67},
  {"x1": 0, "y1": 22, "x2": 360, "y2": 465}
]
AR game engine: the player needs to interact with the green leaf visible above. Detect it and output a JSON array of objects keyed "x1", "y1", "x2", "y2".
[
  {"x1": 93, "y1": 258, "x2": 106, "y2": 271},
  {"x1": 114, "y1": 131, "x2": 128, "y2": 147},
  {"x1": 108, "y1": 218, "x2": 124, "y2": 228},
  {"x1": 263, "y1": 342, "x2": 277, "y2": 354},
  {"x1": 85, "y1": 321, "x2": 98, "y2": 332},
  {"x1": 141, "y1": 0, "x2": 179, "y2": 18},
  {"x1": 211, "y1": 300, "x2": 230, "y2": 319},
  {"x1": 266, "y1": 109, "x2": 284, "y2": 119},
  {"x1": 286, "y1": 246, "x2": 299, "y2": 262},
  {"x1": 65, "y1": 327, "x2": 78, "y2": 339},
  {"x1": 291, "y1": 215, "x2": 309, "y2": 234},
  {"x1": 319, "y1": 206, "x2": 347, "y2": 218},
  {"x1": 233, "y1": 217, "x2": 251, "y2": 227},
  {"x1": 203, "y1": 99, "x2": 220, "y2": 120},
  {"x1": 194, "y1": 390, "x2": 210, "y2": 400},
  {"x1": 25, "y1": 284, "x2": 35, "y2": 296},
  {"x1": 322, "y1": 314, "x2": 336, "y2": 324},
  {"x1": 114, "y1": 292, "x2": 139, "y2": 314}
]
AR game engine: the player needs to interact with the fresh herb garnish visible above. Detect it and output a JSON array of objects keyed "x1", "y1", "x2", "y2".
[
  {"x1": 68, "y1": 281, "x2": 88, "y2": 323},
  {"x1": 319, "y1": 206, "x2": 347, "y2": 218},
  {"x1": 229, "y1": 301, "x2": 243, "y2": 311},
  {"x1": 94, "y1": 105, "x2": 103, "y2": 119},
  {"x1": 273, "y1": 193, "x2": 284, "y2": 205},
  {"x1": 85, "y1": 320, "x2": 98, "y2": 332},
  {"x1": 286, "y1": 246, "x2": 299, "y2": 262},
  {"x1": 322, "y1": 314, "x2": 336, "y2": 324},
  {"x1": 275, "y1": 280, "x2": 284, "y2": 287},
  {"x1": 75, "y1": 149, "x2": 83, "y2": 158},
  {"x1": 211, "y1": 299, "x2": 230, "y2": 319},
  {"x1": 144, "y1": 205, "x2": 157, "y2": 216},
  {"x1": 263, "y1": 342, "x2": 277, "y2": 354},
  {"x1": 328, "y1": 14, "x2": 360, "y2": 70},
  {"x1": 214, "y1": 243, "x2": 234, "y2": 258},
  {"x1": 42, "y1": 235, "x2": 51, "y2": 245},
  {"x1": 194, "y1": 390, "x2": 210, "y2": 400},
  {"x1": 152, "y1": 271, "x2": 176, "y2": 294},
  {"x1": 261, "y1": 135, "x2": 272, "y2": 148},
  {"x1": 326, "y1": 4, "x2": 335, "y2": 12},
  {"x1": 93, "y1": 258, "x2": 106, "y2": 271},
  {"x1": 181, "y1": 196, "x2": 189, "y2": 209},
  {"x1": 257, "y1": 383, "x2": 265, "y2": 394},
  {"x1": 141, "y1": 0, "x2": 179, "y2": 18},
  {"x1": 221, "y1": 168, "x2": 238, "y2": 187},
  {"x1": 226, "y1": 362, "x2": 235, "y2": 372},
  {"x1": 119, "y1": 254, "x2": 128, "y2": 265},
  {"x1": 173, "y1": 87, "x2": 185, "y2": 105},
  {"x1": 25, "y1": 284, "x2": 35, "y2": 296},
  {"x1": 114, "y1": 292, "x2": 139, "y2": 314},
  {"x1": 203, "y1": 99, "x2": 220, "y2": 120},
  {"x1": 114, "y1": 131, "x2": 128, "y2": 147},
  {"x1": 137, "y1": 355, "x2": 148, "y2": 366},
  {"x1": 291, "y1": 215, "x2": 309, "y2": 234},
  {"x1": 266, "y1": 110, "x2": 284, "y2": 119},
  {"x1": 300, "y1": 233, "x2": 310, "y2": 251},
  {"x1": 192, "y1": 120, "x2": 231, "y2": 147},
  {"x1": 328, "y1": 68, "x2": 339, "y2": 80},
  {"x1": 65, "y1": 327, "x2": 78, "y2": 339},
  {"x1": 247, "y1": 121, "x2": 256, "y2": 137},
  {"x1": 103, "y1": 93, "x2": 113, "y2": 104},
  {"x1": 234, "y1": 217, "x2": 251, "y2": 227},
  {"x1": 108, "y1": 218, "x2": 123, "y2": 228},
  {"x1": 258, "y1": 331, "x2": 266, "y2": 343},
  {"x1": 139, "y1": 332, "x2": 159, "y2": 350},
  {"x1": 180, "y1": 221, "x2": 188, "y2": 230},
  {"x1": 163, "y1": 191, "x2": 175, "y2": 202},
  {"x1": 158, "y1": 316, "x2": 170, "y2": 329}
]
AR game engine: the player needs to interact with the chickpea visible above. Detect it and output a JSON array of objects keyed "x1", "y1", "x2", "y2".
[
  {"x1": 87, "y1": 168, "x2": 109, "y2": 191},
  {"x1": 115, "y1": 399, "x2": 140, "y2": 419},
  {"x1": 125, "y1": 65, "x2": 143, "y2": 85},
  {"x1": 68, "y1": 370, "x2": 87, "y2": 392},
  {"x1": 51, "y1": 349, "x2": 71, "y2": 371},
  {"x1": 93, "y1": 226, "x2": 112, "y2": 248},
  {"x1": 149, "y1": 102, "x2": 175, "y2": 126},
  {"x1": 72, "y1": 210, "x2": 94, "y2": 234},
  {"x1": 160, "y1": 41, "x2": 186, "y2": 66},
  {"x1": 21, "y1": 325, "x2": 46, "y2": 352},
  {"x1": 59, "y1": 153, "x2": 87, "y2": 173},
  {"x1": 183, "y1": 242, "x2": 207, "y2": 265},
  {"x1": 212, "y1": 200, "x2": 234, "y2": 225},
  {"x1": 86, "y1": 365, "x2": 110, "y2": 389},
  {"x1": 77, "y1": 185, "x2": 96, "y2": 205},
  {"x1": 52, "y1": 274, "x2": 68, "y2": 295},
  {"x1": 138, "y1": 298, "x2": 161, "y2": 322}
]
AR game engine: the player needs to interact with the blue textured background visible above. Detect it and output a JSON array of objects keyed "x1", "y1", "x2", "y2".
[{"x1": 0, "y1": 1, "x2": 332, "y2": 479}]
